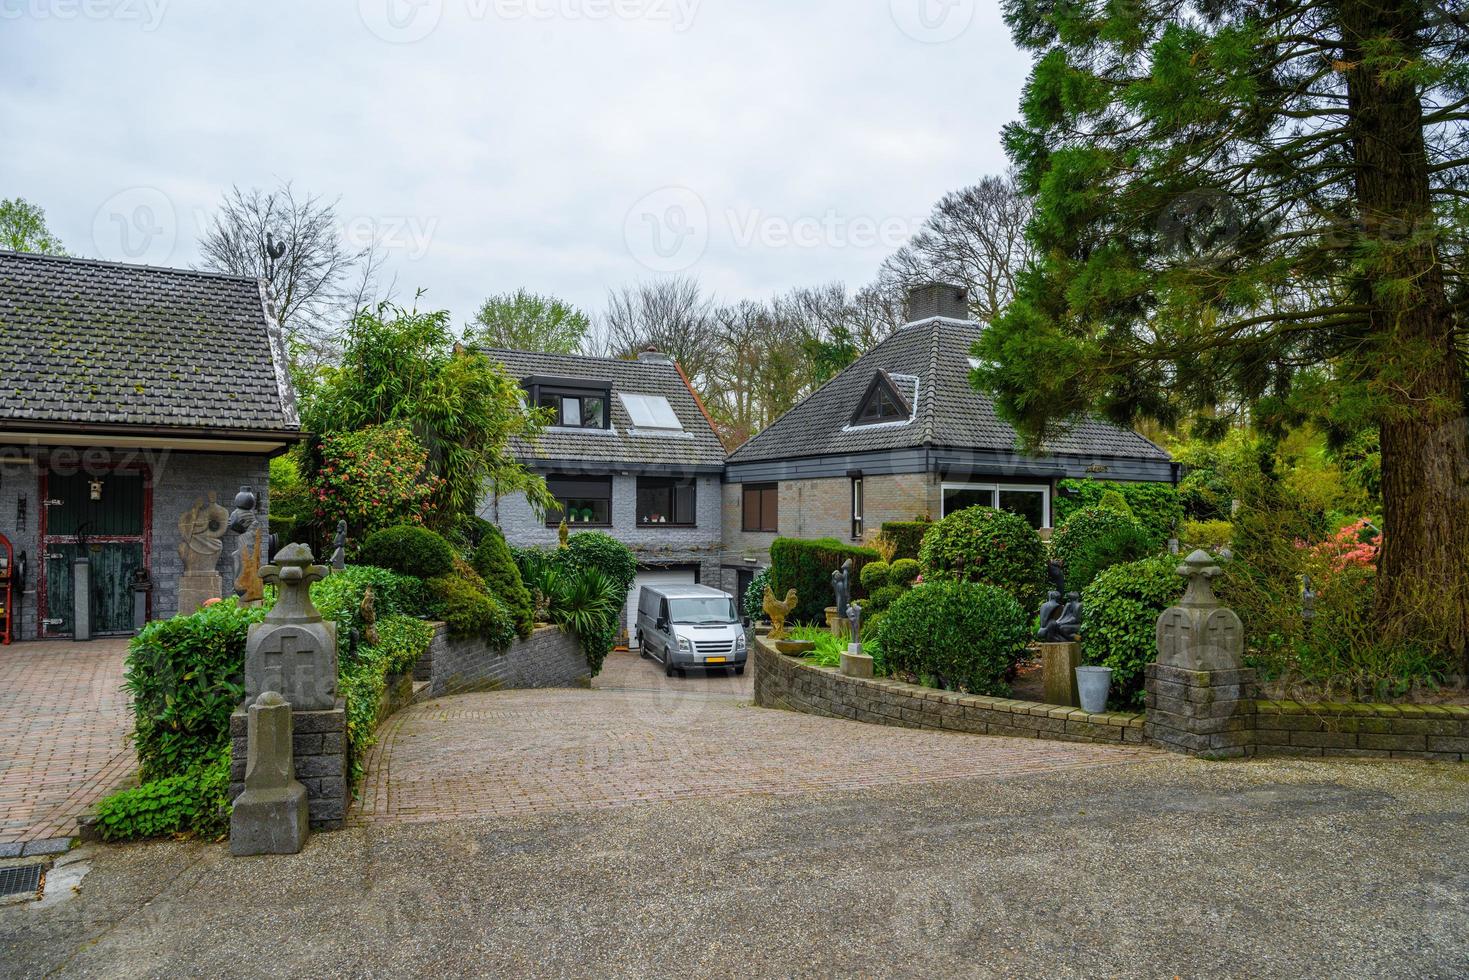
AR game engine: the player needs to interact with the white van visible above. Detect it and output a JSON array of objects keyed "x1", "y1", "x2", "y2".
[{"x1": 636, "y1": 583, "x2": 747, "y2": 678}]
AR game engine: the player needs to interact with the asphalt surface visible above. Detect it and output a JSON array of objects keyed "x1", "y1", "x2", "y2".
[{"x1": 3, "y1": 754, "x2": 1467, "y2": 978}]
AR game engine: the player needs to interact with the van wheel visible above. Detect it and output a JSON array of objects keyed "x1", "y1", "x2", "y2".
[
  {"x1": 639, "y1": 644, "x2": 650, "y2": 659},
  {"x1": 664, "y1": 657, "x2": 674, "y2": 678},
  {"x1": 735, "y1": 665, "x2": 745, "y2": 676}
]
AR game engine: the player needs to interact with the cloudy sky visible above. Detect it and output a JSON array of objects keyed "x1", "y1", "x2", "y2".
[{"x1": 2, "y1": 0, "x2": 1030, "y2": 325}]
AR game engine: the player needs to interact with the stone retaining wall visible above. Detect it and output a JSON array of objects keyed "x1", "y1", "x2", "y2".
[
  {"x1": 753, "y1": 638, "x2": 1146, "y2": 745},
  {"x1": 1255, "y1": 699, "x2": 1469, "y2": 761},
  {"x1": 423, "y1": 623, "x2": 590, "y2": 697}
]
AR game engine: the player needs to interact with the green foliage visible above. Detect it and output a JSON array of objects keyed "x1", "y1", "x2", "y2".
[
  {"x1": 769, "y1": 537, "x2": 880, "y2": 624},
  {"x1": 558, "y1": 532, "x2": 637, "y2": 593},
  {"x1": 789, "y1": 624, "x2": 885, "y2": 675},
  {"x1": 876, "y1": 581, "x2": 1030, "y2": 695},
  {"x1": 94, "y1": 749, "x2": 231, "y2": 842},
  {"x1": 267, "y1": 453, "x2": 313, "y2": 545},
  {"x1": 469, "y1": 288, "x2": 592, "y2": 354},
  {"x1": 338, "y1": 614, "x2": 436, "y2": 784},
  {"x1": 917, "y1": 506, "x2": 1046, "y2": 612},
  {"x1": 426, "y1": 574, "x2": 515, "y2": 647},
  {"x1": 1179, "y1": 519, "x2": 1233, "y2": 551},
  {"x1": 311, "y1": 424, "x2": 440, "y2": 537},
  {"x1": 743, "y1": 567, "x2": 771, "y2": 623},
  {"x1": 859, "y1": 561, "x2": 891, "y2": 591},
  {"x1": 310, "y1": 564, "x2": 428, "y2": 652},
  {"x1": 545, "y1": 566, "x2": 623, "y2": 676},
  {"x1": 298, "y1": 301, "x2": 554, "y2": 528},
  {"x1": 1081, "y1": 555, "x2": 1186, "y2": 710},
  {"x1": 879, "y1": 520, "x2": 933, "y2": 560},
  {"x1": 1050, "y1": 507, "x2": 1153, "y2": 592},
  {"x1": 1096, "y1": 489, "x2": 1133, "y2": 518},
  {"x1": 125, "y1": 599, "x2": 265, "y2": 782},
  {"x1": 1054, "y1": 480, "x2": 1181, "y2": 547},
  {"x1": 889, "y1": 558, "x2": 921, "y2": 586},
  {"x1": 0, "y1": 197, "x2": 67, "y2": 254},
  {"x1": 866, "y1": 584, "x2": 907, "y2": 612},
  {"x1": 358, "y1": 524, "x2": 456, "y2": 580},
  {"x1": 472, "y1": 525, "x2": 535, "y2": 638}
]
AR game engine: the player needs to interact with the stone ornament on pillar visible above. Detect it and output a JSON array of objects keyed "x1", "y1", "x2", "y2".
[
  {"x1": 244, "y1": 544, "x2": 337, "y2": 710},
  {"x1": 1155, "y1": 550, "x2": 1243, "y2": 671},
  {"x1": 177, "y1": 494, "x2": 229, "y2": 615},
  {"x1": 230, "y1": 690, "x2": 310, "y2": 857}
]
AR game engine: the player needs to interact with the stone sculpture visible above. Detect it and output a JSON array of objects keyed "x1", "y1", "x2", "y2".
[
  {"x1": 331, "y1": 520, "x2": 347, "y2": 572},
  {"x1": 1037, "y1": 591, "x2": 1082, "y2": 643},
  {"x1": 244, "y1": 544, "x2": 337, "y2": 710},
  {"x1": 177, "y1": 494, "x2": 229, "y2": 615},
  {"x1": 1301, "y1": 573, "x2": 1316, "y2": 626},
  {"x1": 230, "y1": 689, "x2": 310, "y2": 857},
  {"x1": 1155, "y1": 550, "x2": 1243, "y2": 672},
  {"x1": 831, "y1": 558, "x2": 853, "y2": 618},
  {"x1": 360, "y1": 585, "x2": 379, "y2": 648},
  {"x1": 763, "y1": 585, "x2": 798, "y2": 640},
  {"x1": 228, "y1": 488, "x2": 271, "y2": 604}
]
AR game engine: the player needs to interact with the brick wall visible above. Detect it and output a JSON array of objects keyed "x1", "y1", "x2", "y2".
[
  {"x1": 752, "y1": 638, "x2": 1146, "y2": 745},
  {"x1": 230, "y1": 701, "x2": 348, "y2": 831},
  {"x1": 1254, "y1": 699, "x2": 1469, "y2": 761},
  {"x1": 722, "y1": 473, "x2": 934, "y2": 566},
  {"x1": 425, "y1": 623, "x2": 591, "y2": 697}
]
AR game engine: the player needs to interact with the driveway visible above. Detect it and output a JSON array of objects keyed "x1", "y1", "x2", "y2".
[
  {"x1": 0, "y1": 640, "x2": 133, "y2": 852},
  {"x1": 353, "y1": 650, "x2": 1154, "y2": 825}
]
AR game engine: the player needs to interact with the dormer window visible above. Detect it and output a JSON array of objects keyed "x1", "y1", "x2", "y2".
[
  {"x1": 850, "y1": 370, "x2": 912, "y2": 427},
  {"x1": 523, "y1": 376, "x2": 611, "y2": 429}
]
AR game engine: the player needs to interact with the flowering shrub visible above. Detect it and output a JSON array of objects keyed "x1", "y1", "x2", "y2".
[
  {"x1": 1309, "y1": 519, "x2": 1380, "y2": 573},
  {"x1": 311, "y1": 424, "x2": 442, "y2": 538}
]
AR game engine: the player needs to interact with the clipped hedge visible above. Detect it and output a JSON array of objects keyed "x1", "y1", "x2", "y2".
[
  {"x1": 880, "y1": 520, "x2": 934, "y2": 560},
  {"x1": 877, "y1": 580, "x2": 1030, "y2": 695},
  {"x1": 1050, "y1": 507, "x2": 1153, "y2": 592},
  {"x1": 1081, "y1": 554, "x2": 1185, "y2": 709},
  {"x1": 769, "y1": 537, "x2": 880, "y2": 624},
  {"x1": 559, "y1": 531, "x2": 637, "y2": 593},
  {"x1": 917, "y1": 506, "x2": 1047, "y2": 613},
  {"x1": 357, "y1": 524, "x2": 456, "y2": 580},
  {"x1": 1055, "y1": 479, "x2": 1182, "y2": 547},
  {"x1": 426, "y1": 574, "x2": 516, "y2": 647},
  {"x1": 890, "y1": 558, "x2": 921, "y2": 586},
  {"x1": 859, "y1": 561, "x2": 892, "y2": 591},
  {"x1": 743, "y1": 567, "x2": 772, "y2": 623},
  {"x1": 310, "y1": 564, "x2": 429, "y2": 647},
  {"x1": 472, "y1": 524, "x2": 535, "y2": 638}
]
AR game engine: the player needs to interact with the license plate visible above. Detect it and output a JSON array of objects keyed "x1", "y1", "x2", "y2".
[{"x1": 705, "y1": 656, "x2": 727, "y2": 664}]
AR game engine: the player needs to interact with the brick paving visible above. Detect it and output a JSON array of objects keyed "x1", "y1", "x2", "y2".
[
  {"x1": 0, "y1": 639, "x2": 134, "y2": 846},
  {"x1": 355, "y1": 650, "x2": 1157, "y2": 825}
]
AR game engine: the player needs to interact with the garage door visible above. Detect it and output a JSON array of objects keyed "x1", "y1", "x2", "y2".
[{"x1": 625, "y1": 567, "x2": 697, "y2": 648}]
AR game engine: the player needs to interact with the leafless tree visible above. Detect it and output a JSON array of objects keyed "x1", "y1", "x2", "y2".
[
  {"x1": 601, "y1": 276, "x2": 719, "y2": 390},
  {"x1": 199, "y1": 182, "x2": 379, "y2": 365},
  {"x1": 878, "y1": 172, "x2": 1033, "y2": 323}
]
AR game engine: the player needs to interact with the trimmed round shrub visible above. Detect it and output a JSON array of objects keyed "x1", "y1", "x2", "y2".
[
  {"x1": 1081, "y1": 554, "x2": 1185, "y2": 709},
  {"x1": 426, "y1": 574, "x2": 516, "y2": 648},
  {"x1": 562, "y1": 531, "x2": 637, "y2": 592},
  {"x1": 876, "y1": 580, "x2": 1030, "y2": 695},
  {"x1": 866, "y1": 584, "x2": 906, "y2": 612},
  {"x1": 358, "y1": 524, "x2": 455, "y2": 580},
  {"x1": 472, "y1": 525, "x2": 535, "y2": 638},
  {"x1": 889, "y1": 558, "x2": 921, "y2": 586},
  {"x1": 860, "y1": 561, "x2": 892, "y2": 591},
  {"x1": 917, "y1": 506, "x2": 1047, "y2": 612},
  {"x1": 1097, "y1": 489, "x2": 1134, "y2": 518},
  {"x1": 1051, "y1": 507, "x2": 1153, "y2": 592}
]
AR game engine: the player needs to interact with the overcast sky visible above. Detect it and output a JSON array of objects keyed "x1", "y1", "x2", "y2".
[{"x1": 1, "y1": 0, "x2": 1029, "y2": 325}]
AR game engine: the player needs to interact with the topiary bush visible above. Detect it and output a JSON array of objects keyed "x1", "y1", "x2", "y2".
[
  {"x1": 866, "y1": 584, "x2": 907, "y2": 612},
  {"x1": 472, "y1": 525, "x2": 535, "y2": 638},
  {"x1": 880, "y1": 520, "x2": 933, "y2": 560},
  {"x1": 1179, "y1": 518, "x2": 1233, "y2": 552},
  {"x1": 876, "y1": 580, "x2": 1030, "y2": 695},
  {"x1": 890, "y1": 558, "x2": 921, "y2": 586},
  {"x1": 769, "y1": 537, "x2": 880, "y2": 624},
  {"x1": 1050, "y1": 507, "x2": 1153, "y2": 592},
  {"x1": 1097, "y1": 489, "x2": 1134, "y2": 518},
  {"x1": 859, "y1": 561, "x2": 892, "y2": 591},
  {"x1": 358, "y1": 524, "x2": 456, "y2": 580},
  {"x1": 125, "y1": 598, "x2": 265, "y2": 782},
  {"x1": 1081, "y1": 554, "x2": 1185, "y2": 708},
  {"x1": 425, "y1": 574, "x2": 516, "y2": 648},
  {"x1": 561, "y1": 531, "x2": 637, "y2": 591},
  {"x1": 917, "y1": 506, "x2": 1047, "y2": 613},
  {"x1": 1055, "y1": 479, "x2": 1182, "y2": 547}
]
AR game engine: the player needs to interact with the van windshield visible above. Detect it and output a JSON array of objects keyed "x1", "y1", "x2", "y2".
[{"x1": 668, "y1": 597, "x2": 738, "y2": 625}]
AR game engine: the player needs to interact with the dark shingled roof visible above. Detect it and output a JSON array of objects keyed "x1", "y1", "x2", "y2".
[
  {"x1": 0, "y1": 251, "x2": 299, "y2": 434},
  {"x1": 480, "y1": 347, "x2": 726, "y2": 469},
  {"x1": 727, "y1": 318, "x2": 1169, "y2": 464}
]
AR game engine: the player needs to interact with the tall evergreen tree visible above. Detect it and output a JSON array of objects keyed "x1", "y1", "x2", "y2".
[{"x1": 977, "y1": 1, "x2": 1469, "y2": 667}]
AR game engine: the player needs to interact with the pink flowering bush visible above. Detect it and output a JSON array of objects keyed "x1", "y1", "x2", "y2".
[
  {"x1": 311, "y1": 424, "x2": 442, "y2": 538},
  {"x1": 1310, "y1": 519, "x2": 1380, "y2": 573}
]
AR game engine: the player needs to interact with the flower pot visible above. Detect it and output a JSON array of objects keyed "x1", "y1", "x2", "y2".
[{"x1": 1075, "y1": 666, "x2": 1112, "y2": 713}]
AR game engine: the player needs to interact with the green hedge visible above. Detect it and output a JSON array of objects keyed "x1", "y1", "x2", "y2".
[
  {"x1": 880, "y1": 520, "x2": 934, "y2": 560},
  {"x1": 1050, "y1": 507, "x2": 1153, "y2": 592},
  {"x1": 1081, "y1": 554, "x2": 1185, "y2": 709},
  {"x1": 357, "y1": 524, "x2": 456, "y2": 579},
  {"x1": 917, "y1": 506, "x2": 1047, "y2": 613},
  {"x1": 877, "y1": 581, "x2": 1030, "y2": 695},
  {"x1": 472, "y1": 525, "x2": 535, "y2": 638},
  {"x1": 426, "y1": 573, "x2": 516, "y2": 647},
  {"x1": 310, "y1": 564, "x2": 428, "y2": 649},
  {"x1": 1054, "y1": 479, "x2": 1182, "y2": 547},
  {"x1": 743, "y1": 567, "x2": 771, "y2": 623},
  {"x1": 769, "y1": 537, "x2": 879, "y2": 624}
]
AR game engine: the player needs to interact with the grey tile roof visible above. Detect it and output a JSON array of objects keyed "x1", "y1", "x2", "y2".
[
  {"x1": 0, "y1": 251, "x2": 298, "y2": 434},
  {"x1": 480, "y1": 347, "x2": 727, "y2": 470},
  {"x1": 727, "y1": 319, "x2": 1170, "y2": 464}
]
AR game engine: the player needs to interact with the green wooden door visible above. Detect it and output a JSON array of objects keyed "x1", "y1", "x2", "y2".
[{"x1": 42, "y1": 470, "x2": 149, "y2": 636}]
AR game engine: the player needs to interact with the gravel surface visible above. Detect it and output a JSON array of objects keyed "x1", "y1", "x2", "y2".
[{"x1": 3, "y1": 755, "x2": 1466, "y2": 978}]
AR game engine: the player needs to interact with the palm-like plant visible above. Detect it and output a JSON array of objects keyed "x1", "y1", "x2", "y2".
[{"x1": 548, "y1": 567, "x2": 623, "y2": 638}]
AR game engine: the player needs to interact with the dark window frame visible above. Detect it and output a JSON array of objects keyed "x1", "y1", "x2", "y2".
[
  {"x1": 636, "y1": 476, "x2": 698, "y2": 527},
  {"x1": 742, "y1": 483, "x2": 779, "y2": 533},
  {"x1": 850, "y1": 475, "x2": 864, "y2": 540},
  {"x1": 849, "y1": 370, "x2": 912, "y2": 427},
  {"x1": 525, "y1": 379, "x2": 612, "y2": 430},
  {"x1": 545, "y1": 474, "x2": 614, "y2": 528}
]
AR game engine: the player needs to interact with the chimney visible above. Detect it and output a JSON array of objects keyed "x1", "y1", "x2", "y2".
[
  {"x1": 637, "y1": 345, "x2": 672, "y2": 363},
  {"x1": 905, "y1": 283, "x2": 970, "y2": 324}
]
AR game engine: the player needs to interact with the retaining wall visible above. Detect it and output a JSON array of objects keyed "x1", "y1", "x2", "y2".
[
  {"x1": 1255, "y1": 699, "x2": 1469, "y2": 761},
  {"x1": 420, "y1": 623, "x2": 591, "y2": 697}
]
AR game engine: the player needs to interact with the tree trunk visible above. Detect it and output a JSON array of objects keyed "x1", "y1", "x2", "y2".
[{"x1": 1344, "y1": 0, "x2": 1469, "y2": 675}]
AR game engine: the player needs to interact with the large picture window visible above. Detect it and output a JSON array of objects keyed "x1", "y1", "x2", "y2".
[
  {"x1": 546, "y1": 475, "x2": 612, "y2": 527},
  {"x1": 940, "y1": 482, "x2": 1050, "y2": 530},
  {"x1": 637, "y1": 477, "x2": 697, "y2": 526},
  {"x1": 742, "y1": 483, "x2": 779, "y2": 533}
]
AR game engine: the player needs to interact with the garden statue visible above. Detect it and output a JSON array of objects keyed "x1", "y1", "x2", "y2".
[
  {"x1": 1035, "y1": 590, "x2": 1063, "y2": 640},
  {"x1": 558, "y1": 519, "x2": 570, "y2": 548},
  {"x1": 244, "y1": 544, "x2": 337, "y2": 710},
  {"x1": 228, "y1": 488, "x2": 272, "y2": 604},
  {"x1": 1046, "y1": 559, "x2": 1065, "y2": 594},
  {"x1": 177, "y1": 494, "x2": 230, "y2": 615},
  {"x1": 763, "y1": 585, "x2": 798, "y2": 640},
  {"x1": 1038, "y1": 592, "x2": 1082, "y2": 643},
  {"x1": 1301, "y1": 573, "x2": 1316, "y2": 626},
  {"x1": 230, "y1": 689, "x2": 309, "y2": 857},
  {"x1": 846, "y1": 600, "x2": 863, "y2": 646},
  {"x1": 831, "y1": 558, "x2": 853, "y2": 618},
  {"x1": 360, "y1": 585, "x2": 379, "y2": 648},
  {"x1": 331, "y1": 520, "x2": 347, "y2": 571},
  {"x1": 1155, "y1": 549, "x2": 1243, "y2": 671}
]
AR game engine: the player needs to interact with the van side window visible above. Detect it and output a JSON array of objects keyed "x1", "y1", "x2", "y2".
[{"x1": 659, "y1": 599, "x2": 670, "y2": 624}]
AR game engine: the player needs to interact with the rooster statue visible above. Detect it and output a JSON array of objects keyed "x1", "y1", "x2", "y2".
[{"x1": 762, "y1": 585, "x2": 799, "y2": 640}]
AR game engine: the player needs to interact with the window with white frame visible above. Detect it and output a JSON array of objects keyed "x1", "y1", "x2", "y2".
[
  {"x1": 619, "y1": 392, "x2": 682, "y2": 430},
  {"x1": 940, "y1": 482, "x2": 1051, "y2": 530}
]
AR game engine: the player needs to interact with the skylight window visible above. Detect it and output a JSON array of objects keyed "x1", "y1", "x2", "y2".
[{"x1": 620, "y1": 393, "x2": 682, "y2": 430}]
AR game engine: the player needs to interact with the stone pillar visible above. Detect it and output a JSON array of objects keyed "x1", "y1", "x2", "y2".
[
  {"x1": 1039, "y1": 641, "x2": 1081, "y2": 707},
  {"x1": 72, "y1": 557, "x2": 91, "y2": 642},
  {"x1": 230, "y1": 691, "x2": 309, "y2": 856},
  {"x1": 1145, "y1": 550, "x2": 1257, "y2": 759}
]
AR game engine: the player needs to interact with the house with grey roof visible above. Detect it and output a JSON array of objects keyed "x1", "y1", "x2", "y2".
[
  {"x1": 721, "y1": 283, "x2": 1174, "y2": 574},
  {"x1": 476, "y1": 346, "x2": 728, "y2": 639},
  {"x1": 0, "y1": 250, "x2": 301, "y2": 640}
]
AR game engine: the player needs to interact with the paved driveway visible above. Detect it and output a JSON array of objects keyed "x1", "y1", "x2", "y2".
[
  {"x1": 353, "y1": 650, "x2": 1155, "y2": 826},
  {"x1": 0, "y1": 640, "x2": 134, "y2": 850}
]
